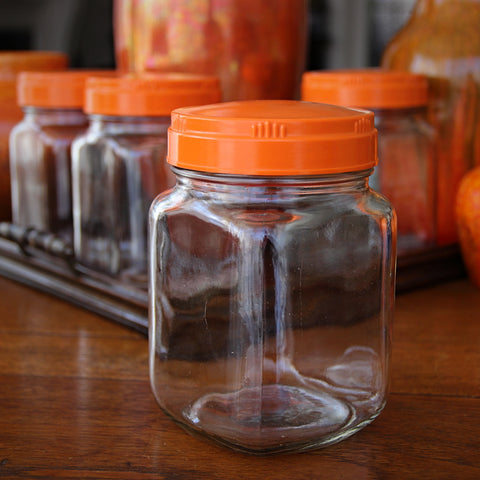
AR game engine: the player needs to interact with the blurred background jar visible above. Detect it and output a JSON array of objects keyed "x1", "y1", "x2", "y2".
[
  {"x1": 382, "y1": 0, "x2": 480, "y2": 246},
  {"x1": 71, "y1": 73, "x2": 221, "y2": 288},
  {"x1": 0, "y1": 51, "x2": 68, "y2": 222},
  {"x1": 113, "y1": 0, "x2": 308, "y2": 101},
  {"x1": 8, "y1": 70, "x2": 97, "y2": 242},
  {"x1": 149, "y1": 100, "x2": 396, "y2": 454},
  {"x1": 302, "y1": 69, "x2": 436, "y2": 254}
]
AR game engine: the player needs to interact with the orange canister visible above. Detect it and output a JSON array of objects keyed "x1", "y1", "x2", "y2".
[
  {"x1": 302, "y1": 69, "x2": 436, "y2": 253},
  {"x1": 149, "y1": 100, "x2": 396, "y2": 454},
  {"x1": 0, "y1": 51, "x2": 68, "y2": 221}
]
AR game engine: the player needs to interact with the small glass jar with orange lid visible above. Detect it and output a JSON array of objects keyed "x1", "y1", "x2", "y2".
[
  {"x1": 0, "y1": 51, "x2": 68, "y2": 221},
  {"x1": 71, "y1": 74, "x2": 221, "y2": 288},
  {"x1": 302, "y1": 69, "x2": 436, "y2": 253},
  {"x1": 9, "y1": 70, "x2": 101, "y2": 242},
  {"x1": 149, "y1": 100, "x2": 396, "y2": 454}
]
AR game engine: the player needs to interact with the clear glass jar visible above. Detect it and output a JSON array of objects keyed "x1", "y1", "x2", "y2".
[
  {"x1": 149, "y1": 100, "x2": 397, "y2": 454},
  {"x1": 113, "y1": 0, "x2": 307, "y2": 101},
  {"x1": 0, "y1": 51, "x2": 68, "y2": 221},
  {"x1": 9, "y1": 71, "x2": 95, "y2": 242},
  {"x1": 302, "y1": 69, "x2": 436, "y2": 254},
  {"x1": 72, "y1": 74, "x2": 221, "y2": 288},
  {"x1": 382, "y1": 0, "x2": 480, "y2": 245}
]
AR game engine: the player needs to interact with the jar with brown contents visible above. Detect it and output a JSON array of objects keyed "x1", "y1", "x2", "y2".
[
  {"x1": 0, "y1": 52, "x2": 68, "y2": 221},
  {"x1": 9, "y1": 71, "x2": 100, "y2": 242}
]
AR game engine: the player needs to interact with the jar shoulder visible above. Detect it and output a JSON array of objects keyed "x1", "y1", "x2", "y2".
[
  {"x1": 150, "y1": 185, "x2": 395, "y2": 231},
  {"x1": 11, "y1": 119, "x2": 86, "y2": 145},
  {"x1": 72, "y1": 128, "x2": 168, "y2": 154}
]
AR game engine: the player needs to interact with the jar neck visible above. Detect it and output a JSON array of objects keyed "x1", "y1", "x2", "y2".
[
  {"x1": 173, "y1": 167, "x2": 372, "y2": 197},
  {"x1": 23, "y1": 106, "x2": 87, "y2": 126},
  {"x1": 88, "y1": 114, "x2": 170, "y2": 135},
  {"x1": 373, "y1": 105, "x2": 428, "y2": 127}
]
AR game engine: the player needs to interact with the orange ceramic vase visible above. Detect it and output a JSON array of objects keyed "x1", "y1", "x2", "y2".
[
  {"x1": 113, "y1": 0, "x2": 307, "y2": 101},
  {"x1": 382, "y1": 0, "x2": 480, "y2": 246}
]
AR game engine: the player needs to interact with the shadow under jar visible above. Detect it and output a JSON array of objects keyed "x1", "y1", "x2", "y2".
[
  {"x1": 149, "y1": 100, "x2": 397, "y2": 454},
  {"x1": 71, "y1": 74, "x2": 221, "y2": 289}
]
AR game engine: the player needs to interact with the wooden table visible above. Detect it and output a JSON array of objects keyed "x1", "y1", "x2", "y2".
[{"x1": 1, "y1": 275, "x2": 479, "y2": 479}]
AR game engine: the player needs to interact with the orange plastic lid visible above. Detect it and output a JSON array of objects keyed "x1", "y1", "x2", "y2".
[
  {"x1": 301, "y1": 69, "x2": 428, "y2": 109},
  {"x1": 168, "y1": 100, "x2": 377, "y2": 175},
  {"x1": 17, "y1": 70, "x2": 114, "y2": 108},
  {"x1": 85, "y1": 74, "x2": 222, "y2": 116},
  {"x1": 0, "y1": 51, "x2": 68, "y2": 80}
]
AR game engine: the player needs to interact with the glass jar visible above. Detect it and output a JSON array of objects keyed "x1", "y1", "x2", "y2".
[
  {"x1": 8, "y1": 70, "x2": 97, "y2": 242},
  {"x1": 0, "y1": 51, "x2": 68, "y2": 221},
  {"x1": 71, "y1": 74, "x2": 221, "y2": 288},
  {"x1": 382, "y1": 0, "x2": 480, "y2": 245},
  {"x1": 149, "y1": 100, "x2": 397, "y2": 454},
  {"x1": 113, "y1": 0, "x2": 307, "y2": 101},
  {"x1": 302, "y1": 69, "x2": 436, "y2": 254}
]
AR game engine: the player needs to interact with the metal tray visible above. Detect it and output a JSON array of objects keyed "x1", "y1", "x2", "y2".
[{"x1": 0, "y1": 223, "x2": 148, "y2": 334}]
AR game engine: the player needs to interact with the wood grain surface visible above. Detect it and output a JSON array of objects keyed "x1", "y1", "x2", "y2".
[{"x1": 0, "y1": 276, "x2": 479, "y2": 479}]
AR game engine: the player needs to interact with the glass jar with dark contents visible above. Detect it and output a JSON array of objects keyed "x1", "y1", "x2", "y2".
[{"x1": 9, "y1": 70, "x2": 98, "y2": 242}]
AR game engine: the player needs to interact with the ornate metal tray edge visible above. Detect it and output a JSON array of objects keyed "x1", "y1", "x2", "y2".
[
  {"x1": 0, "y1": 225, "x2": 148, "y2": 335},
  {"x1": 0, "y1": 222, "x2": 466, "y2": 335}
]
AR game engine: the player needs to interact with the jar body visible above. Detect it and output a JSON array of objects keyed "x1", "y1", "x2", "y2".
[
  {"x1": 149, "y1": 169, "x2": 396, "y2": 454},
  {"x1": 72, "y1": 115, "x2": 174, "y2": 287},
  {"x1": 382, "y1": 0, "x2": 480, "y2": 245},
  {"x1": 0, "y1": 52, "x2": 68, "y2": 221},
  {"x1": 9, "y1": 108, "x2": 87, "y2": 241},
  {"x1": 370, "y1": 107, "x2": 436, "y2": 253},
  {"x1": 113, "y1": 0, "x2": 307, "y2": 101}
]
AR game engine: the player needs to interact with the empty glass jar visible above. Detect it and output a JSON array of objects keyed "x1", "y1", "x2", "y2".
[
  {"x1": 71, "y1": 74, "x2": 221, "y2": 288},
  {"x1": 9, "y1": 70, "x2": 95, "y2": 242},
  {"x1": 302, "y1": 69, "x2": 436, "y2": 253},
  {"x1": 149, "y1": 100, "x2": 397, "y2": 454}
]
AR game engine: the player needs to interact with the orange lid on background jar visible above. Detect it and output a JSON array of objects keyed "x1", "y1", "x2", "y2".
[
  {"x1": 17, "y1": 70, "x2": 115, "y2": 109},
  {"x1": 0, "y1": 51, "x2": 68, "y2": 79},
  {"x1": 301, "y1": 69, "x2": 428, "y2": 109},
  {"x1": 0, "y1": 51, "x2": 68, "y2": 103},
  {"x1": 84, "y1": 74, "x2": 222, "y2": 117},
  {"x1": 168, "y1": 100, "x2": 377, "y2": 176}
]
